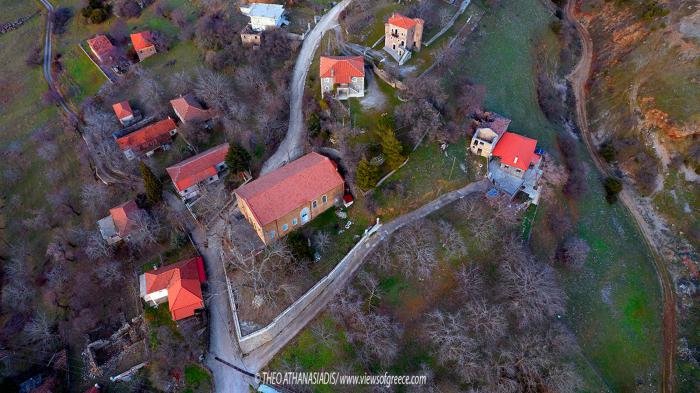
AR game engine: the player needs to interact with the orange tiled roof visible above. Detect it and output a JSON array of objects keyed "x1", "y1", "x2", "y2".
[
  {"x1": 144, "y1": 257, "x2": 206, "y2": 321},
  {"x1": 170, "y1": 94, "x2": 213, "y2": 123},
  {"x1": 130, "y1": 31, "x2": 154, "y2": 51},
  {"x1": 235, "y1": 152, "x2": 344, "y2": 226},
  {"x1": 116, "y1": 118, "x2": 176, "y2": 152},
  {"x1": 492, "y1": 132, "x2": 539, "y2": 171},
  {"x1": 109, "y1": 200, "x2": 141, "y2": 237},
  {"x1": 87, "y1": 35, "x2": 114, "y2": 59},
  {"x1": 319, "y1": 56, "x2": 365, "y2": 85},
  {"x1": 387, "y1": 13, "x2": 423, "y2": 30},
  {"x1": 166, "y1": 143, "x2": 229, "y2": 192},
  {"x1": 112, "y1": 101, "x2": 133, "y2": 120}
]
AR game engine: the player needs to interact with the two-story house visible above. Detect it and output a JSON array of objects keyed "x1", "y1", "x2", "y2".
[
  {"x1": 319, "y1": 56, "x2": 365, "y2": 100},
  {"x1": 469, "y1": 112, "x2": 511, "y2": 157},
  {"x1": 170, "y1": 94, "x2": 213, "y2": 125},
  {"x1": 383, "y1": 13, "x2": 424, "y2": 65},
  {"x1": 116, "y1": 118, "x2": 177, "y2": 160},
  {"x1": 487, "y1": 132, "x2": 543, "y2": 204},
  {"x1": 87, "y1": 35, "x2": 115, "y2": 64},
  {"x1": 240, "y1": 3, "x2": 286, "y2": 32},
  {"x1": 97, "y1": 200, "x2": 143, "y2": 245},
  {"x1": 235, "y1": 152, "x2": 345, "y2": 244},
  {"x1": 139, "y1": 257, "x2": 206, "y2": 321},
  {"x1": 166, "y1": 143, "x2": 229, "y2": 201}
]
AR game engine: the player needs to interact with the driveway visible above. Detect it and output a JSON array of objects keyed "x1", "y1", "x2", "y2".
[{"x1": 260, "y1": 0, "x2": 354, "y2": 175}]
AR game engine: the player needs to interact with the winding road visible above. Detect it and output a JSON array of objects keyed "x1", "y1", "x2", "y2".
[
  {"x1": 564, "y1": 2, "x2": 676, "y2": 391},
  {"x1": 260, "y1": 0, "x2": 353, "y2": 175}
]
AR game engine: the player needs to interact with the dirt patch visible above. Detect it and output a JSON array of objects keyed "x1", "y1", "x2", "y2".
[{"x1": 359, "y1": 71, "x2": 387, "y2": 110}]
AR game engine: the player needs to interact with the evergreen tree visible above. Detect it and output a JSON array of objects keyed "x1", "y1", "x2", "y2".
[
  {"x1": 380, "y1": 127, "x2": 405, "y2": 169},
  {"x1": 225, "y1": 142, "x2": 251, "y2": 175},
  {"x1": 356, "y1": 159, "x2": 379, "y2": 190},
  {"x1": 140, "y1": 161, "x2": 162, "y2": 205}
]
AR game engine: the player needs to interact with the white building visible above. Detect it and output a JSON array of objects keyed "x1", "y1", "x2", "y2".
[{"x1": 240, "y1": 3, "x2": 287, "y2": 32}]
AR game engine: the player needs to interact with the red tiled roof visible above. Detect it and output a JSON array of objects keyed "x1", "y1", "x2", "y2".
[
  {"x1": 166, "y1": 144, "x2": 229, "y2": 192},
  {"x1": 170, "y1": 95, "x2": 213, "y2": 123},
  {"x1": 144, "y1": 257, "x2": 206, "y2": 321},
  {"x1": 83, "y1": 385, "x2": 100, "y2": 393},
  {"x1": 112, "y1": 101, "x2": 133, "y2": 120},
  {"x1": 87, "y1": 35, "x2": 114, "y2": 60},
  {"x1": 319, "y1": 56, "x2": 365, "y2": 84},
  {"x1": 130, "y1": 31, "x2": 154, "y2": 51},
  {"x1": 387, "y1": 13, "x2": 423, "y2": 30},
  {"x1": 116, "y1": 118, "x2": 176, "y2": 153},
  {"x1": 235, "y1": 152, "x2": 344, "y2": 226},
  {"x1": 109, "y1": 200, "x2": 141, "y2": 238},
  {"x1": 492, "y1": 132, "x2": 539, "y2": 171}
]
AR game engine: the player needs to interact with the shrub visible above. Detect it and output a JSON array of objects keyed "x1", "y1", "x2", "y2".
[
  {"x1": 81, "y1": 0, "x2": 111, "y2": 24},
  {"x1": 140, "y1": 161, "x2": 163, "y2": 205},
  {"x1": 51, "y1": 7, "x2": 73, "y2": 34},
  {"x1": 356, "y1": 159, "x2": 379, "y2": 190},
  {"x1": 603, "y1": 177, "x2": 623, "y2": 203},
  {"x1": 599, "y1": 141, "x2": 617, "y2": 162},
  {"x1": 286, "y1": 232, "x2": 313, "y2": 261}
]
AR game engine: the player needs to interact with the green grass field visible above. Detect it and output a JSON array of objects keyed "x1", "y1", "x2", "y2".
[{"x1": 452, "y1": 0, "x2": 663, "y2": 390}]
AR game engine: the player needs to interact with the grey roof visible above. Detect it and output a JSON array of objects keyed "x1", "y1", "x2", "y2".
[{"x1": 244, "y1": 3, "x2": 285, "y2": 19}]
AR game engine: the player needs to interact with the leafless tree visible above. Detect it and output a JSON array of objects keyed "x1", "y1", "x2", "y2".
[
  {"x1": 369, "y1": 240, "x2": 393, "y2": 272},
  {"x1": 137, "y1": 70, "x2": 167, "y2": 114},
  {"x1": 436, "y1": 219, "x2": 467, "y2": 259},
  {"x1": 85, "y1": 231, "x2": 113, "y2": 260},
  {"x1": 558, "y1": 237, "x2": 590, "y2": 270},
  {"x1": 348, "y1": 312, "x2": 402, "y2": 367},
  {"x1": 455, "y1": 263, "x2": 485, "y2": 301},
  {"x1": 423, "y1": 310, "x2": 479, "y2": 370},
  {"x1": 195, "y1": 67, "x2": 234, "y2": 112},
  {"x1": 94, "y1": 260, "x2": 124, "y2": 287},
  {"x1": 80, "y1": 183, "x2": 112, "y2": 212},
  {"x1": 126, "y1": 211, "x2": 164, "y2": 251},
  {"x1": 463, "y1": 300, "x2": 507, "y2": 345},
  {"x1": 499, "y1": 256, "x2": 565, "y2": 327},
  {"x1": 312, "y1": 230, "x2": 330, "y2": 254},
  {"x1": 358, "y1": 270, "x2": 381, "y2": 308},
  {"x1": 168, "y1": 70, "x2": 193, "y2": 96},
  {"x1": 23, "y1": 312, "x2": 57, "y2": 350},
  {"x1": 392, "y1": 221, "x2": 437, "y2": 280},
  {"x1": 311, "y1": 323, "x2": 336, "y2": 347},
  {"x1": 1, "y1": 281, "x2": 35, "y2": 311}
]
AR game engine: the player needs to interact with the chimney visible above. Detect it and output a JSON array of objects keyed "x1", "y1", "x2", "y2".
[{"x1": 513, "y1": 156, "x2": 519, "y2": 164}]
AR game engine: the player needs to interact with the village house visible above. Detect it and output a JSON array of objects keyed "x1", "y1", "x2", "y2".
[
  {"x1": 240, "y1": 3, "x2": 287, "y2": 32},
  {"x1": 170, "y1": 94, "x2": 213, "y2": 125},
  {"x1": 469, "y1": 112, "x2": 512, "y2": 157},
  {"x1": 97, "y1": 200, "x2": 143, "y2": 245},
  {"x1": 487, "y1": 132, "x2": 544, "y2": 204},
  {"x1": 166, "y1": 143, "x2": 229, "y2": 201},
  {"x1": 319, "y1": 56, "x2": 365, "y2": 100},
  {"x1": 139, "y1": 257, "x2": 207, "y2": 321},
  {"x1": 240, "y1": 25, "x2": 262, "y2": 47},
  {"x1": 235, "y1": 152, "x2": 345, "y2": 244},
  {"x1": 116, "y1": 117, "x2": 177, "y2": 160},
  {"x1": 87, "y1": 35, "x2": 116, "y2": 64},
  {"x1": 383, "y1": 13, "x2": 424, "y2": 65},
  {"x1": 112, "y1": 100, "x2": 135, "y2": 126},
  {"x1": 130, "y1": 31, "x2": 156, "y2": 61}
]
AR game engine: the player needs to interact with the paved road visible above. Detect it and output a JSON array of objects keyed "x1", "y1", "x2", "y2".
[
  {"x1": 243, "y1": 180, "x2": 490, "y2": 371},
  {"x1": 564, "y1": 2, "x2": 676, "y2": 392},
  {"x1": 164, "y1": 193, "x2": 254, "y2": 392},
  {"x1": 260, "y1": 0, "x2": 353, "y2": 175}
]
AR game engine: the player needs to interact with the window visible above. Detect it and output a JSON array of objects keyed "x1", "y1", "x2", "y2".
[
  {"x1": 312, "y1": 200, "x2": 318, "y2": 209},
  {"x1": 269, "y1": 230, "x2": 276, "y2": 240},
  {"x1": 322, "y1": 195, "x2": 328, "y2": 205},
  {"x1": 282, "y1": 224, "x2": 288, "y2": 231},
  {"x1": 292, "y1": 218, "x2": 298, "y2": 225}
]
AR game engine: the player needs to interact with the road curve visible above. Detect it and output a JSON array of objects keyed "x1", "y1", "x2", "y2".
[
  {"x1": 564, "y1": 2, "x2": 676, "y2": 392},
  {"x1": 243, "y1": 180, "x2": 490, "y2": 371},
  {"x1": 260, "y1": 0, "x2": 353, "y2": 175}
]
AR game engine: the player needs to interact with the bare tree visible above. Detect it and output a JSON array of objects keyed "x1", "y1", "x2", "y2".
[
  {"x1": 1, "y1": 281, "x2": 35, "y2": 311},
  {"x1": 358, "y1": 270, "x2": 381, "y2": 308},
  {"x1": 94, "y1": 260, "x2": 124, "y2": 287},
  {"x1": 436, "y1": 219, "x2": 467, "y2": 259},
  {"x1": 392, "y1": 221, "x2": 437, "y2": 280},
  {"x1": 463, "y1": 300, "x2": 507, "y2": 345},
  {"x1": 85, "y1": 231, "x2": 113, "y2": 260},
  {"x1": 423, "y1": 310, "x2": 479, "y2": 372},
  {"x1": 126, "y1": 211, "x2": 163, "y2": 251},
  {"x1": 80, "y1": 183, "x2": 112, "y2": 212},
  {"x1": 348, "y1": 312, "x2": 402, "y2": 367},
  {"x1": 558, "y1": 237, "x2": 590, "y2": 270},
  {"x1": 312, "y1": 230, "x2": 330, "y2": 253},
  {"x1": 369, "y1": 240, "x2": 393, "y2": 272},
  {"x1": 455, "y1": 263, "x2": 485, "y2": 301},
  {"x1": 195, "y1": 67, "x2": 234, "y2": 112},
  {"x1": 23, "y1": 312, "x2": 57, "y2": 350}
]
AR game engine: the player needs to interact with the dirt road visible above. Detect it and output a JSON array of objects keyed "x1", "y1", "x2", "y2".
[
  {"x1": 260, "y1": 0, "x2": 353, "y2": 175},
  {"x1": 564, "y1": 2, "x2": 676, "y2": 391}
]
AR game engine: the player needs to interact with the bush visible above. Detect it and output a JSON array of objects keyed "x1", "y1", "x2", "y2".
[
  {"x1": 599, "y1": 141, "x2": 617, "y2": 162},
  {"x1": 81, "y1": 0, "x2": 111, "y2": 24},
  {"x1": 51, "y1": 7, "x2": 73, "y2": 34},
  {"x1": 286, "y1": 232, "x2": 313, "y2": 261},
  {"x1": 603, "y1": 177, "x2": 623, "y2": 203}
]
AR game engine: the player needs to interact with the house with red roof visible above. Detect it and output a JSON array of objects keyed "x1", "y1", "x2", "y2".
[
  {"x1": 139, "y1": 257, "x2": 206, "y2": 321},
  {"x1": 97, "y1": 200, "x2": 144, "y2": 244},
  {"x1": 166, "y1": 143, "x2": 229, "y2": 200},
  {"x1": 384, "y1": 13, "x2": 424, "y2": 64},
  {"x1": 87, "y1": 35, "x2": 116, "y2": 64},
  {"x1": 116, "y1": 117, "x2": 177, "y2": 160},
  {"x1": 319, "y1": 56, "x2": 365, "y2": 100},
  {"x1": 170, "y1": 94, "x2": 213, "y2": 124},
  {"x1": 130, "y1": 31, "x2": 156, "y2": 61},
  {"x1": 235, "y1": 152, "x2": 345, "y2": 243},
  {"x1": 486, "y1": 131, "x2": 543, "y2": 204},
  {"x1": 112, "y1": 100, "x2": 135, "y2": 126}
]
